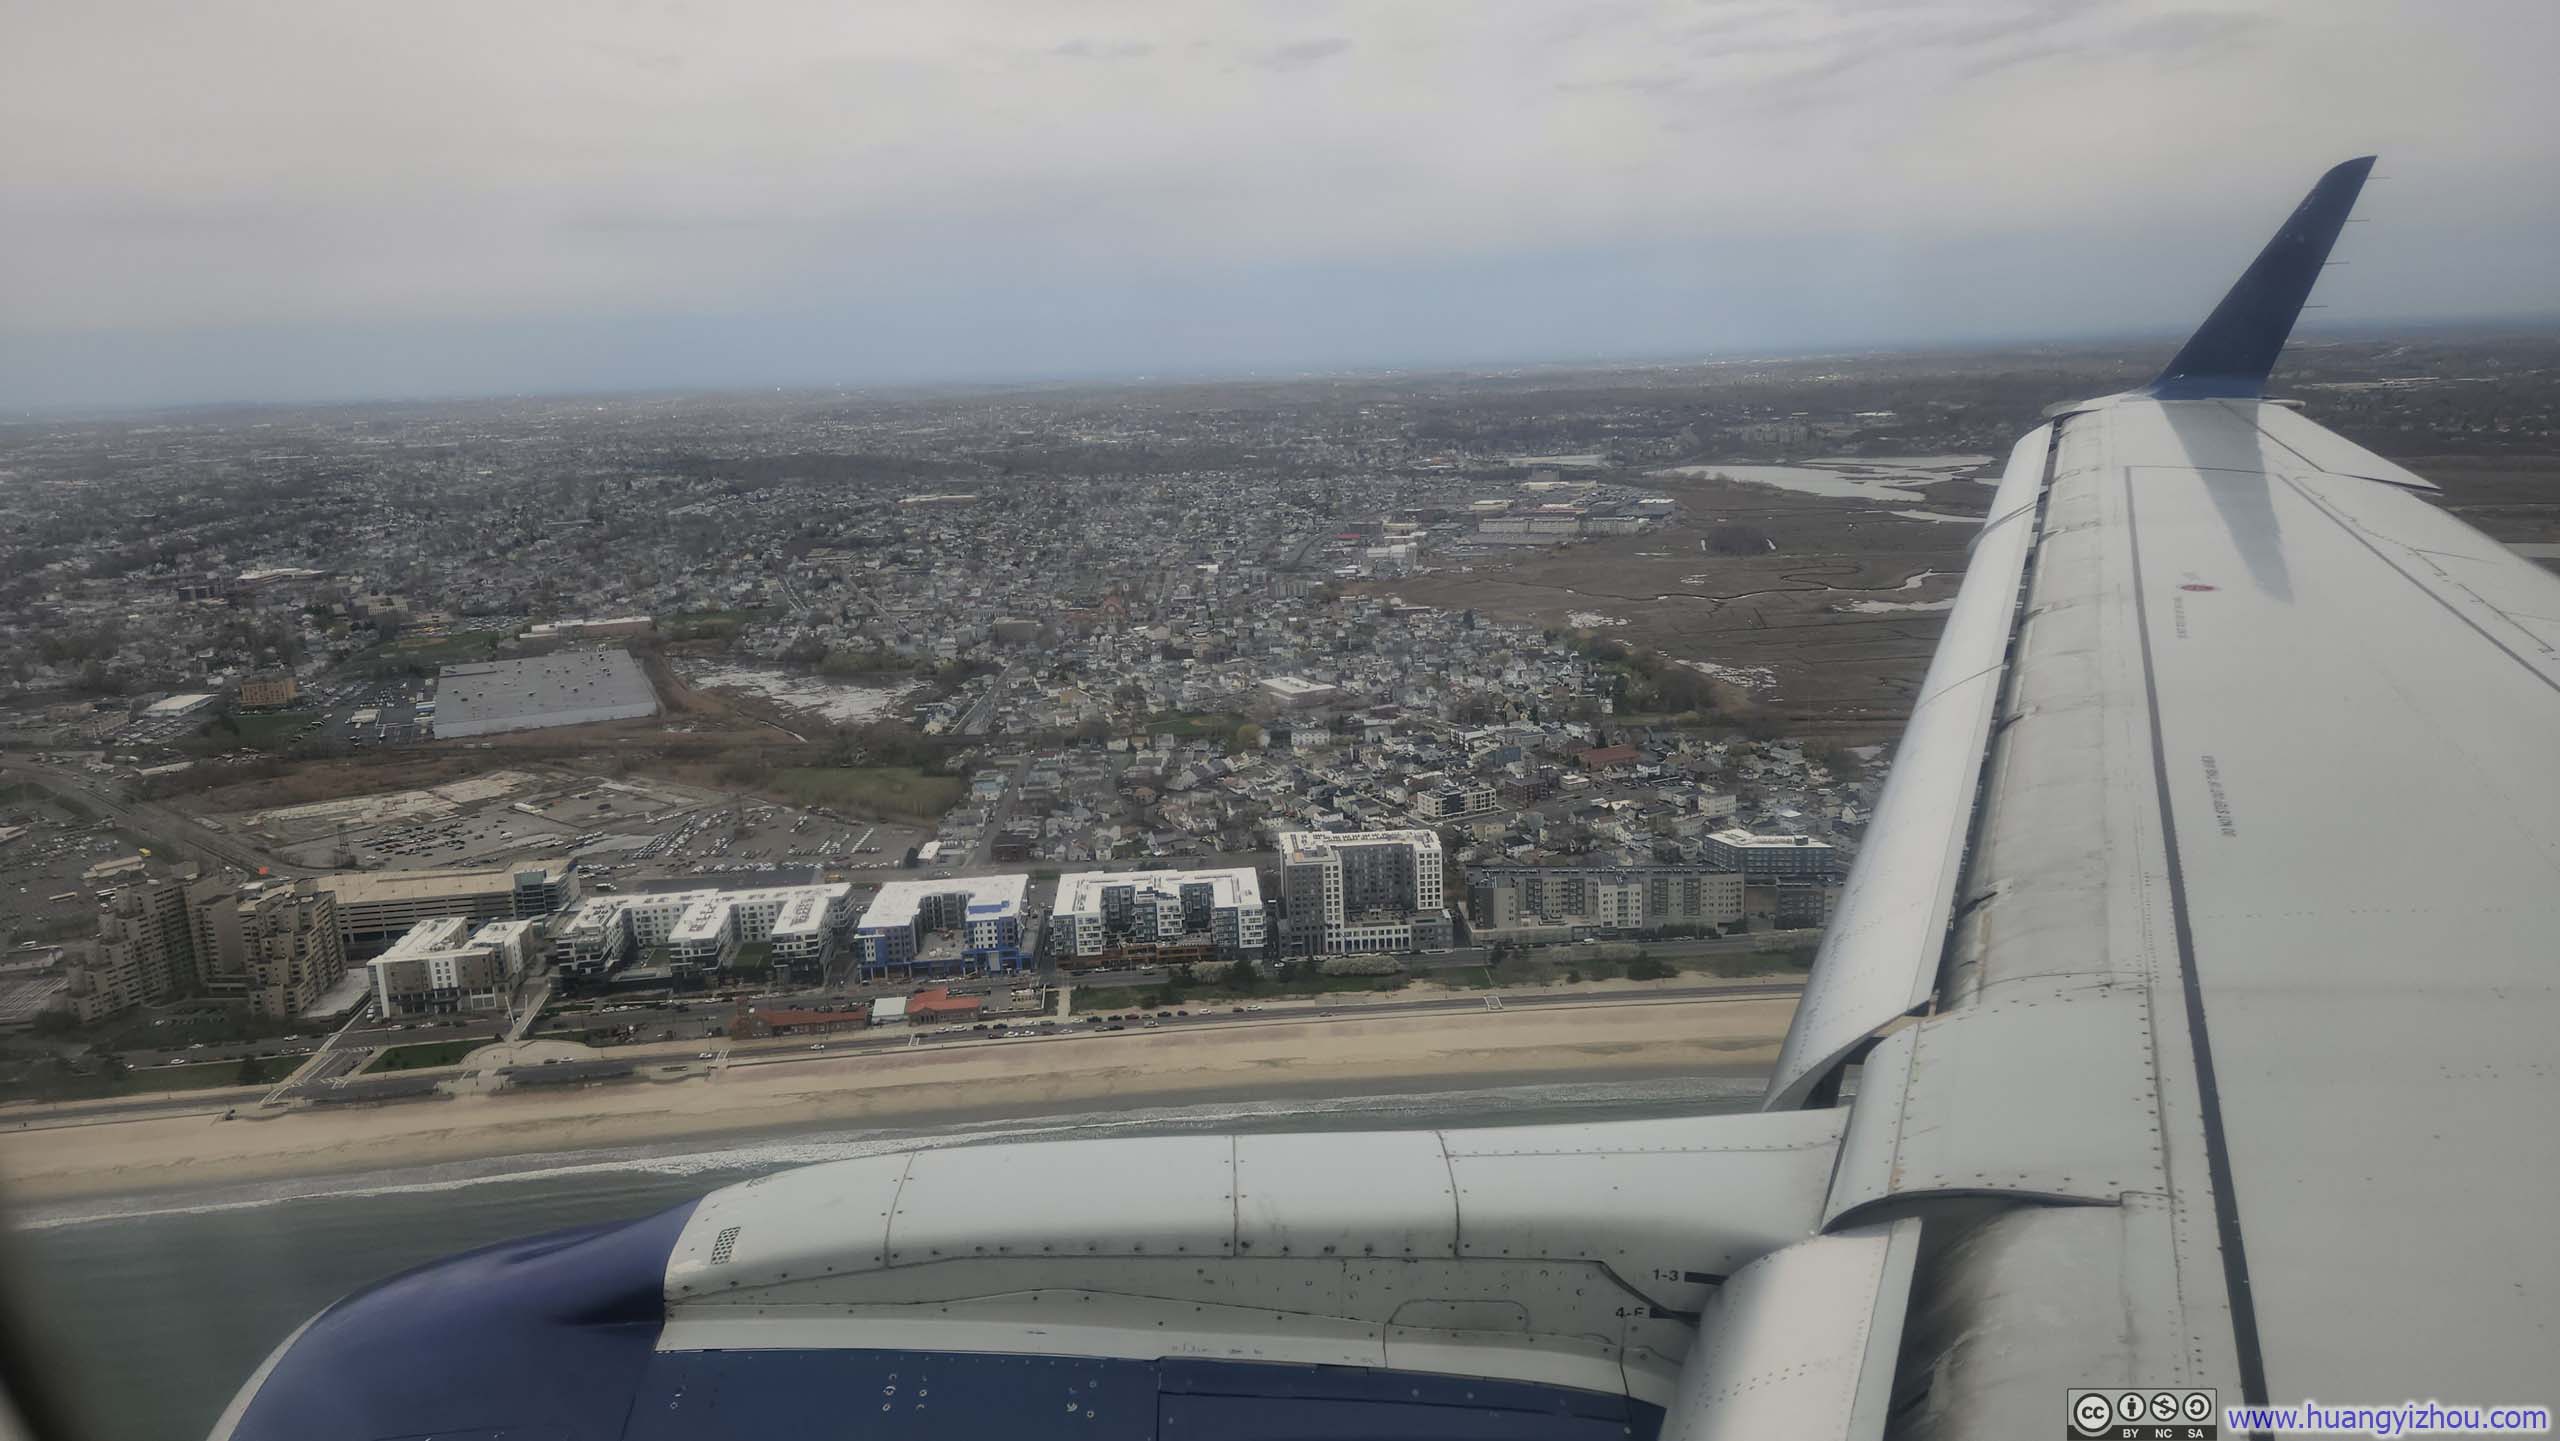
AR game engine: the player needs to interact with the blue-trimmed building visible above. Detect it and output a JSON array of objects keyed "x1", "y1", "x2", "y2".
[{"x1": 854, "y1": 874, "x2": 1029, "y2": 979}]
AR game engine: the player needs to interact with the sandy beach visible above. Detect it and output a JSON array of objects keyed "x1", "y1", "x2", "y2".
[{"x1": 0, "y1": 995, "x2": 1792, "y2": 1203}]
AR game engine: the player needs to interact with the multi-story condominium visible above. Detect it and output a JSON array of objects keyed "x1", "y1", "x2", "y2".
[
  {"x1": 1274, "y1": 829, "x2": 1450, "y2": 956},
  {"x1": 237, "y1": 883, "x2": 349, "y2": 1018},
  {"x1": 854, "y1": 875, "x2": 1029, "y2": 979},
  {"x1": 1700, "y1": 829, "x2": 1837, "y2": 877},
  {"x1": 69, "y1": 878, "x2": 198, "y2": 1021},
  {"x1": 549, "y1": 897, "x2": 635, "y2": 979},
  {"x1": 1411, "y1": 780, "x2": 1499, "y2": 822},
  {"x1": 667, "y1": 894, "x2": 743, "y2": 975},
  {"x1": 368, "y1": 916, "x2": 540, "y2": 1018},
  {"x1": 1467, "y1": 864, "x2": 1745, "y2": 934},
  {"x1": 1052, "y1": 867, "x2": 1266, "y2": 965},
  {"x1": 1775, "y1": 877, "x2": 1833, "y2": 929},
  {"x1": 71, "y1": 874, "x2": 361, "y2": 1022},
  {"x1": 554, "y1": 884, "x2": 852, "y2": 982}
]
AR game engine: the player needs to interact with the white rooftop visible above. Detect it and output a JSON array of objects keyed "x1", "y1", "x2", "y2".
[
  {"x1": 1259, "y1": 675, "x2": 1340, "y2": 698},
  {"x1": 144, "y1": 693, "x2": 218, "y2": 716},
  {"x1": 1708, "y1": 828, "x2": 1833, "y2": 849},
  {"x1": 670, "y1": 896, "x2": 732, "y2": 945},
  {"x1": 1054, "y1": 866, "x2": 1262, "y2": 917},
  {"x1": 858, "y1": 874, "x2": 1029, "y2": 933},
  {"x1": 433, "y1": 650, "x2": 657, "y2": 737},
  {"x1": 772, "y1": 890, "x2": 830, "y2": 938},
  {"x1": 378, "y1": 916, "x2": 475, "y2": 961},
  {"x1": 1276, "y1": 828, "x2": 1443, "y2": 861}
]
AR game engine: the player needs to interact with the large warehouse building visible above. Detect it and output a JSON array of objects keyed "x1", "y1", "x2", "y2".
[{"x1": 431, "y1": 650, "x2": 659, "y2": 738}]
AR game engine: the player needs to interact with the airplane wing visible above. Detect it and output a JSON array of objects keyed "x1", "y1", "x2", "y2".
[
  {"x1": 209, "y1": 159, "x2": 2560, "y2": 1440},
  {"x1": 1802, "y1": 158, "x2": 2560, "y2": 1435}
]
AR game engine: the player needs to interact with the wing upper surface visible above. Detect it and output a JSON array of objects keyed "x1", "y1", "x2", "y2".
[{"x1": 1838, "y1": 394, "x2": 2560, "y2": 1434}]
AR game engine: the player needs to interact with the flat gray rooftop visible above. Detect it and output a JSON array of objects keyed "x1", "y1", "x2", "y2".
[{"x1": 433, "y1": 649, "x2": 659, "y2": 738}]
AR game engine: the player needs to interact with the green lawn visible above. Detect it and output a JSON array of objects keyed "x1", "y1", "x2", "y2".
[
  {"x1": 185, "y1": 709, "x2": 309, "y2": 753},
  {"x1": 774, "y1": 765, "x2": 967, "y2": 821},
  {"x1": 0, "y1": 1061, "x2": 267, "y2": 1104},
  {"x1": 659, "y1": 609, "x2": 767, "y2": 643},
  {"x1": 118, "y1": 1061, "x2": 273, "y2": 1094},
  {"x1": 340, "y1": 631, "x2": 500, "y2": 677},
  {"x1": 1136, "y1": 712, "x2": 1246, "y2": 740},
  {"x1": 363, "y1": 1039, "x2": 485, "y2": 1073}
]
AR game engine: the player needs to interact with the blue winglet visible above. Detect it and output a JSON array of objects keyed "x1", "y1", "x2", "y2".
[{"x1": 2148, "y1": 156, "x2": 2375, "y2": 399}]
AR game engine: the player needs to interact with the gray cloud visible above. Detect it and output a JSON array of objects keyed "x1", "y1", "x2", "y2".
[
  {"x1": 2111, "y1": 8, "x2": 2267, "y2": 56},
  {"x1": 1050, "y1": 37, "x2": 1156, "y2": 60},
  {"x1": 1245, "y1": 36, "x2": 1353, "y2": 71},
  {"x1": 0, "y1": 0, "x2": 2552, "y2": 408}
]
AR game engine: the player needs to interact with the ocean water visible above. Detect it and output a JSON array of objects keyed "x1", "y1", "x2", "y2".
[{"x1": 4, "y1": 1075, "x2": 1761, "y2": 1441}]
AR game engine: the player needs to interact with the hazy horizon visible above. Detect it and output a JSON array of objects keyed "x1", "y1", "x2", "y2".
[
  {"x1": 6, "y1": 0, "x2": 2556, "y2": 409},
  {"x1": 10, "y1": 311, "x2": 2553, "y2": 423}
]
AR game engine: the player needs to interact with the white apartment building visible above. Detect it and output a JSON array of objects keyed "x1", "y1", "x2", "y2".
[
  {"x1": 1052, "y1": 866, "x2": 1266, "y2": 963},
  {"x1": 855, "y1": 875, "x2": 1029, "y2": 978},
  {"x1": 548, "y1": 883, "x2": 852, "y2": 981},
  {"x1": 667, "y1": 894, "x2": 740, "y2": 974},
  {"x1": 368, "y1": 915, "x2": 526, "y2": 1018},
  {"x1": 768, "y1": 888, "x2": 838, "y2": 975},
  {"x1": 550, "y1": 897, "x2": 633, "y2": 978}
]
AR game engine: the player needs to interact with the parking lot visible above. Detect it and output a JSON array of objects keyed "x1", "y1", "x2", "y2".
[
  {"x1": 0, "y1": 794, "x2": 154, "y2": 951},
  {"x1": 203, "y1": 763, "x2": 933, "y2": 882},
  {"x1": 276, "y1": 676, "x2": 433, "y2": 749}
]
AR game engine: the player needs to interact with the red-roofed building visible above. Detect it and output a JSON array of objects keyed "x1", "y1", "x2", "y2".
[
  {"x1": 1577, "y1": 744, "x2": 1641, "y2": 772},
  {"x1": 907, "y1": 987, "x2": 983, "y2": 1024}
]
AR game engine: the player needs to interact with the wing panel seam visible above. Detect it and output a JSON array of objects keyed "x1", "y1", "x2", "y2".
[
  {"x1": 2122, "y1": 470, "x2": 2271, "y2": 1409},
  {"x1": 2277, "y1": 473, "x2": 2560, "y2": 691}
]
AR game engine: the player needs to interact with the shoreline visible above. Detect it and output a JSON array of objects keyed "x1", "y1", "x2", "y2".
[{"x1": 0, "y1": 996, "x2": 1793, "y2": 1207}]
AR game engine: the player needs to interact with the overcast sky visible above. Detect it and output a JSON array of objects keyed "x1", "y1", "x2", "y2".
[{"x1": 3, "y1": 0, "x2": 2554, "y2": 408}]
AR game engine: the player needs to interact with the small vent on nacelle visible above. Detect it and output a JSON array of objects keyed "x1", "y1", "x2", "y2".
[{"x1": 709, "y1": 1226, "x2": 742, "y2": 1265}]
